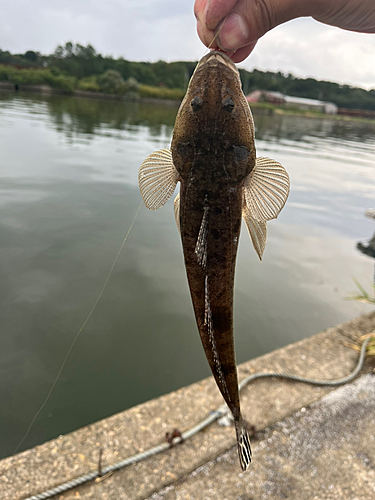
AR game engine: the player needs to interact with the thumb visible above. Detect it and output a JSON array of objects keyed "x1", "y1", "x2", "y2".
[{"x1": 198, "y1": 0, "x2": 312, "y2": 62}]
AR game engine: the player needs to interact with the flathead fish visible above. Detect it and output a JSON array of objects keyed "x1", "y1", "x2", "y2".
[{"x1": 138, "y1": 51, "x2": 290, "y2": 470}]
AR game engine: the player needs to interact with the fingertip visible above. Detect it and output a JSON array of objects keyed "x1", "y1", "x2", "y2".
[
  {"x1": 197, "y1": 18, "x2": 220, "y2": 50},
  {"x1": 215, "y1": 12, "x2": 249, "y2": 52},
  {"x1": 197, "y1": 19, "x2": 214, "y2": 47},
  {"x1": 229, "y1": 42, "x2": 257, "y2": 63},
  {"x1": 206, "y1": 0, "x2": 238, "y2": 30},
  {"x1": 197, "y1": 19, "x2": 206, "y2": 45},
  {"x1": 194, "y1": 0, "x2": 207, "y2": 20}
]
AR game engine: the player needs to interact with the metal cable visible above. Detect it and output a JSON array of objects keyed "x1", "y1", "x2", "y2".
[
  {"x1": 23, "y1": 337, "x2": 372, "y2": 500},
  {"x1": 238, "y1": 337, "x2": 370, "y2": 390}
]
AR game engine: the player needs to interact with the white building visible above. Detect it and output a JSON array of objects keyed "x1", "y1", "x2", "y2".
[
  {"x1": 246, "y1": 90, "x2": 338, "y2": 115},
  {"x1": 283, "y1": 95, "x2": 338, "y2": 115}
]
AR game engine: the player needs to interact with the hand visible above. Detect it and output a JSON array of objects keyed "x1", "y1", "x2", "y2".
[{"x1": 194, "y1": 0, "x2": 375, "y2": 63}]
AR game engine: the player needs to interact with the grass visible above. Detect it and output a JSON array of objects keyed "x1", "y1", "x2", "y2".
[
  {"x1": 342, "y1": 333, "x2": 375, "y2": 357},
  {"x1": 0, "y1": 65, "x2": 186, "y2": 100},
  {"x1": 346, "y1": 278, "x2": 375, "y2": 305},
  {"x1": 0, "y1": 64, "x2": 76, "y2": 92},
  {"x1": 138, "y1": 84, "x2": 185, "y2": 100},
  {"x1": 343, "y1": 278, "x2": 375, "y2": 357}
]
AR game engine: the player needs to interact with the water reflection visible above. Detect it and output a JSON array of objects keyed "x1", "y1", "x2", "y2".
[
  {"x1": 0, "y1": 92, "x2": 374, "y2": 459},
  {"x1": 255, "y1": 111, "x2": 375, "y2": 143},
  {"x1": 45, "y1": 94, "x2": 177, "y2": 138}
]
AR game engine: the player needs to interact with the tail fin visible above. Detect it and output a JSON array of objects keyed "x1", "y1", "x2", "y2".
[{"x1": 235, "y1": 422, "x2": 252, "y2": 471}]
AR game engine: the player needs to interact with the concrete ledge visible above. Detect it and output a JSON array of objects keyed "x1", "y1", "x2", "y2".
[
  {"x1": 1, "y1": 312, "x2": 374, "y2": 500},
  {"x1": 151, "y1": 373, "x2": 375, "y2": 500}
]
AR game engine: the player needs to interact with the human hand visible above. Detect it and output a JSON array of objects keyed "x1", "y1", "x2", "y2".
[{"x1": 194, "y1": 0, "x2": 375, "y2": 63}]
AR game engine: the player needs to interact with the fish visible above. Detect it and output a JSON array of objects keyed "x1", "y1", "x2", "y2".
[{"x1": 138, "y1": 50, "x2": 290, "y2": 470}]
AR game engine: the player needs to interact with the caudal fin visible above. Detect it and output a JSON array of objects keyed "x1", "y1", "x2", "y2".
[{"x1": 235, "y1": 423, "x2": 252, "y2": 471}]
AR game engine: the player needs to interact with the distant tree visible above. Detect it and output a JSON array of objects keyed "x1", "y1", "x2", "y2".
[
  {"x1": 97, "y1": 70, "x2": 124, "y2": 93},
  {"x1": 53, "y1": 45, "x2": 64, "y2": 58},
  {"x1": 65, "y1": 42, "x2": 73, "y2": 57},
  {"x1": 23, "y1": 50, "x2": 38, "y2": 62},
  {"x1": 124, "y1": 77, "x2": 139, "y2": 92},
  {"x1": 0, "y1": 50, "x2": 13, "y2": 64},
  {"x1": 75, "y1": 43, "x2": 96, "y2": 59},
  {"x1": 1, "y1": 42, "x2": 374, "y2": 110}
]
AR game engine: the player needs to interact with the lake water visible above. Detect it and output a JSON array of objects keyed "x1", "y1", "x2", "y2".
[{"x1": 0, "y1": 92, "x2": 374, "y2": 458}]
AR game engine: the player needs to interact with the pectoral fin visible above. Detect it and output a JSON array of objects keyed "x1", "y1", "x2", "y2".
[
  {"x1": 242, "y1": 202, "x2": 267, "y2": 261},
  {"x1": 173, "y1": 193, "x2": 180, "y2": 233},
  {"x1": 243, "y1": 157, "x2": 290, "y2": 221},
  {"x1": 138, "y1": 149, "x2": 179, "y2": 210},
  {"x1": 242, "y1": 157, "x2": 289, "y2": 260}
]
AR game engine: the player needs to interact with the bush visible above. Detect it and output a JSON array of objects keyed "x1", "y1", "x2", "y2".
[
  {"x1": 138, "y1": 84, "x2": 184, "y2": 101},
  {"x1": 49, "y1": 66, "x2": 62, "y2": 76},
  {"x1": 97, "y1": 70, "x2": 125, "y2": 94},
  {"x1": 0, "y1": 64, "x2": 76, "y2": 93},
  {"x1": 44, "y1": 74, "x2": 76, "y2": 93},
  {"x1": 0, "y1": 65, "x2": 8, "y2": 81},
  {"x1": 0, "y1": 65, "x2": 46, "y2": 85},
  {"x1": 124, "y1": 77, "x2": 139, "y2": 93},
  {"x1": 77, "y1": 76, "x2": 100, "y2": 92}
]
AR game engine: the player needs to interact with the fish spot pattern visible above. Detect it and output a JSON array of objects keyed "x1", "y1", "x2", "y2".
[
  {"x1": 195, "y1": 205, "x2": 209, "y2": 267},
  {"x1": 204, "y1": 276, "x2": 231, "y2": 402}
]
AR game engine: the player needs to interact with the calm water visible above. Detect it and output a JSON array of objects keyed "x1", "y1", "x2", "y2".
[{"x1": 0, "y1": 92, "x2": 374, "y2": 458}]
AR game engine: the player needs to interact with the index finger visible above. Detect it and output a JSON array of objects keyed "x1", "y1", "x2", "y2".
[{"x1": 194, "y1": 0, "x2": 217, "y2": 48}]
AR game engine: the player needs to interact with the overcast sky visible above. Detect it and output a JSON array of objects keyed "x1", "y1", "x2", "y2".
[{"x1": 1, "y1": 0, "x2": 375, "y2": 89}]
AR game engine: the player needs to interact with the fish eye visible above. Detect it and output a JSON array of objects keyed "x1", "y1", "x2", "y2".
[
  {"x1": 222, "y1": 96, "x2": 235, "y2": 112},
  {"x1": 191, "y1": 96, "x2": 203, "y2": 111}
]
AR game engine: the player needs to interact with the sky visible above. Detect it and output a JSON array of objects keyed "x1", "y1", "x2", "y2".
[{"x1": 1, "y1": 0, "x2": 375, "y2": 90}]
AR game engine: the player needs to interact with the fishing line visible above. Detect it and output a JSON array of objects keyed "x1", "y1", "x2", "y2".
[
  {"x1": 207, "y1": 15, "x2": 228, "y2": 51},
  {"x1": 13, "y1": 201, "x2": 143, "y2": 456},
  {"x1": 16, "y1": 13, "x2": 230, "y2": 458},
  {"x1": 20, "y1": 336, "x2": 373, "y2": 500}
]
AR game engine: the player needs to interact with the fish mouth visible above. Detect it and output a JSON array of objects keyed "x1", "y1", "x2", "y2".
[{"x1": 197, "y1": 50, "x2": 238, "y2": 74}]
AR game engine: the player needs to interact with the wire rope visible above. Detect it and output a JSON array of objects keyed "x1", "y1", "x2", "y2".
[{"x1": 22, "y1": 336, "x2": 372, "y2": 500}]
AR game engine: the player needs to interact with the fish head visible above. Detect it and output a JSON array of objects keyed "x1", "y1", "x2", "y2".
[{"x1": 171, "y1": 50, "x2": 256, "y2": 185}]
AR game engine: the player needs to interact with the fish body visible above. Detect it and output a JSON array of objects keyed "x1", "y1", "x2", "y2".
[{"x1": 139, "y1": 51, "x2": 290, "y2": 470}]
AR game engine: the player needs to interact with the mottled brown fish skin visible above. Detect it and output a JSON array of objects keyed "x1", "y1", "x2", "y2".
[
  {"x1": 139, "y1": 49, "x2": 289, "y2": 469},
  {"x1": 171, "y1": 52, "x2": 256, "y2": 423}
]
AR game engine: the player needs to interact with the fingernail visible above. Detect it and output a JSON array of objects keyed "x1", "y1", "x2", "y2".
[{"x1": 217, "y1": 13, "x2": 249, "y2": 51}]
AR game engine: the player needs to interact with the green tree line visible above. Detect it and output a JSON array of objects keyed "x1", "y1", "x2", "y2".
[{"x1": 1, "y1": 42, "x2": 374, "y2": 110}]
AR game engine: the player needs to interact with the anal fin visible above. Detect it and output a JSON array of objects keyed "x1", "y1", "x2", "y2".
[{"x1": 174, "y1": 193, "x2": 180, "y2": 233}]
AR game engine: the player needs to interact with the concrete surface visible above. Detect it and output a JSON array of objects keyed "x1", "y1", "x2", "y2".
[
  {"x1": 148, "y1": 374, "x2": 375, "y2": 500},
  {"x1": 0, "y1": 312, "x2": 374, "y2": 500}
]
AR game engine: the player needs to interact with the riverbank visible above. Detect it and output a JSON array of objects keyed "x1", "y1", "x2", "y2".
[
  {"x1": 0, "y1": 81, "x2": 181, "y2": 108},
  {"x1": 1, "y1": 81, "x2": 374, "y2": 123},
  {"x1": 1, "y1": 311, "x2": 374, "y2": 500},
  {"x1": 250, "y1": 100, "x2": 375, "y2": 123}
]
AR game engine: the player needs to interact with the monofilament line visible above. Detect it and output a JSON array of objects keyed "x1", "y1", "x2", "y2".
[
  {"x1": 206, "y1": 15, "x2": 228, "y2": 51},
  {"x1": 13, "y1": 201, "x2": 143, "y2": 455}
]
